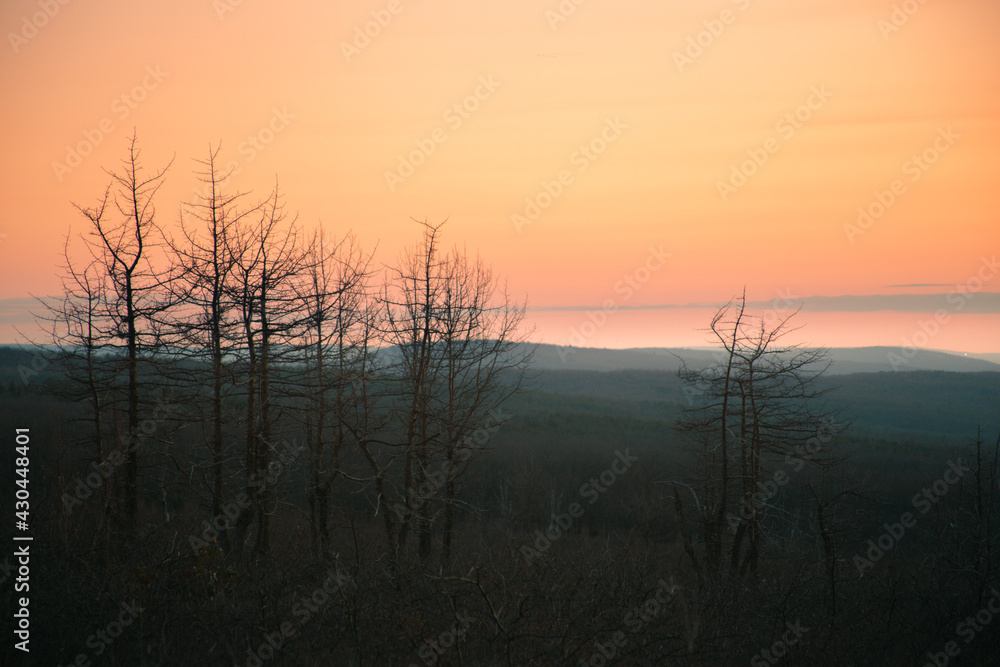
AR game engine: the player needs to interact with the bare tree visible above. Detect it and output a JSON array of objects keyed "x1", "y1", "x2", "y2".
[
  {"x1": 69, "y1": 133, "x2": 172, "y2": 527},
  {"x1": 432, "y1": 246, "x2": 530, "y2": 569},
  {"x1": 676, "y1": 294, "x2": 746, "y2": 570},
  {"x1": 227, "y1": 182, "x2": 308, "y2": 556},
  {"x1": 382, "y1": 220, "x2": 445, "y2": 560},
  {"x1": 290, "y1": 228, "x2": 376, "y2": 555},
  {"x1": 31, "y1": 236, "x2": 119, "y2": 530},
  {"x1": 163, "y1": 144, "x2": 260, "y2": 532},
  {"x1": 675, "y1": 292, "x2": 844, "y2": 579},
  {"x1": 47, "y1": 239, "x2": 112, "y2": 461},
  {"x1": 382, "y1": 220, "x2": 531, "y2": 566}
]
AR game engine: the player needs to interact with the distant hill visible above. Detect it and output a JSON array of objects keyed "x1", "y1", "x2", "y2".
[
  {"x1": 526, "y1": 344, "x2": 1000, "y2": 375},
  {"x1": 1, "y1": 343, "x2": 996, "y2": 444},
  {"x1": 3, "y1": 343, "x2": 996, "y2": 380},
  {"x1": 517, "y1": 366, "x2": 1000, "y2": 444},
  {"x1": 967, "y1": 352, "x2": 1000, "y2": 366}
]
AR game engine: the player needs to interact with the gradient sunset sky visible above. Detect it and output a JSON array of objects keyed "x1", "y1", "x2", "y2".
[{"x1": 1, "y1": 0, "x2": 998, "y2": 352}]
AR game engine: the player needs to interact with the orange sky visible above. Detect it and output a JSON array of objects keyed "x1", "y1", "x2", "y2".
[{"x1": 1, "y1": 0, "x2": 998, "y2": 351}]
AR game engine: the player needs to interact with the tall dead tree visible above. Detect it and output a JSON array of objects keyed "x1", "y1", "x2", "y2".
[
  {"x1": 432, "y1": 247, "x2": 529, "y2": 569},
  {"x1": 70, "y1": 133, "x2": 171, "y2": 527},
  {"x1": 227, "y1": 182, "x2": 307, "y2": 556},
  {"x1": 45, "y1": 239, "x2": 112, "y2": 464},
  {"x1": 676, "y1": 293, "x2": 842, "y2": 579},
  {"x1": 676, "y1": 295, "x2": 745, "y2": 570},
  {"x1": 164, "y1": 144, "x2": 259, "y2": 530},
  {"x1": 383, "y1": 220, "x2": 530, "y2": 566},
  {"x1": 34, "y1": 236, "x2": 117, "y2": 529},
  {"x1": 291, "y1": 229, "x2": 376, "y2": 555},
  {"x1": 383, "y1": 220, "x2": 444, "y2": 561}
]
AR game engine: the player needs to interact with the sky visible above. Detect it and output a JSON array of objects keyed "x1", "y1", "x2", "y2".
[{"x1": 1, "y1": 0, "x2": 998, "y2": 353}]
